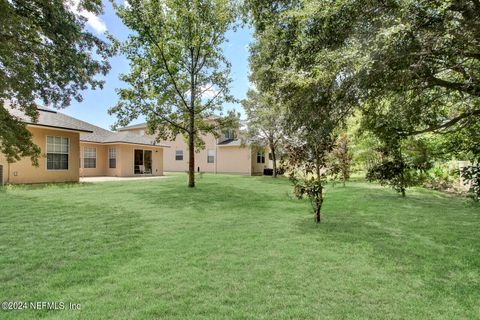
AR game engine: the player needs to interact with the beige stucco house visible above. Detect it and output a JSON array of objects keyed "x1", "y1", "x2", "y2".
[
  {"x1": 1, "y1": 108, "x2": 168, "y2": 184},
  {"x1": 118, "y1": 123, "x2": 273, "y2": 175}
]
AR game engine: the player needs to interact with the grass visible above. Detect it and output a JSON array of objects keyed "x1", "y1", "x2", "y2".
[{"x1": 0, "y1": 173, "x2": 479, "y2": 319}]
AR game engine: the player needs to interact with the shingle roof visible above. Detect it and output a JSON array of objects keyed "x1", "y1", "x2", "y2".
[
  {"x1": 8, "y1": 106, "x2": 94, "y2": 133},
  {"x1": 217, "y1": 138, "x2": 250, "y2": 147},
  {"x1": 117, "y1": 122, "x2": 147, "y2": 131},
  {"x1": 81, "y1": 127, "x2": 168, "y2": 147},
  {"x1": 8, "y1": 106, "x2": 168, "y2": 148}
]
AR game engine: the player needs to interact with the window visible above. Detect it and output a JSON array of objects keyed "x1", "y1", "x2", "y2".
[
  {"x1": 109, "y1": 148, "x2": 116, "y2": 168},
  {"x1": 83, "y1": 147, "x2": 96, "y2": 168},
  {"x1": 223, "y1": 129, "x2": 236, "y2": 140},
  {"x1": 269, "y1": 152, "x2": 273, "y2": 160},
  {"x1": 134, "y1": 149, "x2": 152, "y2": 174},
  {"x1": 175, "y1": 150, "x2": 183, "y2": 161},
  {"x1": 256, "y1": 151, "x2": 265, "y2": 164},
  {"x1": 46, "y1": 136, "x2": 69, "y2": 170},
  {"x1": 207, "y1": 150, "x2": 215, "y2": 163}
]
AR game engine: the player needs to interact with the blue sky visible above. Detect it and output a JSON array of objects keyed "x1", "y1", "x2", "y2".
[{"x1": 64, "y1": 1, "x2": 253, "y2": 130}]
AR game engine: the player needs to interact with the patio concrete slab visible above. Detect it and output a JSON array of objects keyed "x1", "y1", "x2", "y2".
[{"x1": 80, "y1": 176, "x2": 169, "y2": 183}]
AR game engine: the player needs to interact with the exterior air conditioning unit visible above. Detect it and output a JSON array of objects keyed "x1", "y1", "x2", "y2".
[{"x1": 0, "y1": 164, "x2": 3, "y2": 186}]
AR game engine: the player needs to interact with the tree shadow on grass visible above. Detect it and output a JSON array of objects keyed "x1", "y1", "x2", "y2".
[
  {"x1": 0, "y1": 196, "x2": 146, "y2": 302},
  {"x1": 293, "y1": 186, "x2": 480, "y2": 313},
  {"x1": 132, "y1": 180, "x2": 284, "y2": 211}
]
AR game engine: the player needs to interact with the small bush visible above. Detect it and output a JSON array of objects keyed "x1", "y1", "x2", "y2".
[{"x1": 424, "y1": 163, "x2": 459, "y2": 192}]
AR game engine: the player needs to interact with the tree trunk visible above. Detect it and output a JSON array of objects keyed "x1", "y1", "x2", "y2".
[
  {"x1": 315, "y1": 158, "x2": 323, "y2": 223},
  {"x1": 188, "y1": 112, "x2": 195, "y2": 188},
  {"x1": 270, "y1": 142, "x2": 277, "y2": 178},
  {"x1": 315, "y1": 206, "x2": 321, "y2": 223},
  {"x1": 188, "y1": 48, "x2": 195, "y2": 188}
]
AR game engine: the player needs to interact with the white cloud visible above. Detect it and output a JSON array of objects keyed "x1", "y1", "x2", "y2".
[
  {"x1": 81, "y1": 11, "x2": 107, "y2": 33},
  {"x1": 68, "y1": 0, "x2": 107, "y2": 34}
]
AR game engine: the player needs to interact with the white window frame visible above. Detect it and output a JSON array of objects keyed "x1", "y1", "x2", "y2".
[
  {"x1": 207, "y1": 149, "x2": 215, "y2": 163},
  {"x1": 46, "y1": 136, "x2": 69, "y2": 171},
  {"x1": 223, "y1": 129, "x2": 236, "y2": 140},
  {"x1": 175, "y1": 150, "x2": 183, "y2": 161},
  {"x1": 83, "y1": 147, "x2": 97, "y2": 169},
  {"x1": 256, "y1": 150, "x2": 265, "y2": 164},
  {"x1": 108, "y1": 147, "x2": 117, "y2": 169}
]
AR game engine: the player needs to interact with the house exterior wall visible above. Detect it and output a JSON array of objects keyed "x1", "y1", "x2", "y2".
[
  {"x1": 116, "y1": 144, "x2": 163, "y2": 177},
  {"x1": 79, "y1": 143, "x2": 108, "y2": 177},
  {"x1": 160, "y1": 133, "x2": 217, "y2": 173},
  {"x1": 105, "y1": 144, "x2": 122, "y2": 177},
  {"x1": 120, "y1": 125, "x2": 270, "y2": 175},
  {"x1": 216, "y1": 146, "x2": 251, "y2": 174},
  {"x1": 79, "y1": 142, "x2": 164, "y2": 177},
  {"x1": 0, "y1": 126, "x2": 80, "y2": 184},
  {"x1": 251, "y1": 148, "x2": 267, "y2": 174}
]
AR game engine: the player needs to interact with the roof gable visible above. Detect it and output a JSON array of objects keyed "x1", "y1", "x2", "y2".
[{"x1": 7, "y1": 106, "x2": 168, "y2": 147}]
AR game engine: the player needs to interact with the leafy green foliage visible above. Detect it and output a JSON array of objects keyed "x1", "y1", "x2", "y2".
[
  {"x1": 328, "y1": 133, "x2": 353, "y2": 186},
  {"x1": 462, "y1": 163, "x2": 480, "y2": 201},
  {"x1": 424, "y1": 162, "x2": 460, "y2": 192},
  {"x1": 110, "y1": 0, "x2": 237, "y2": 187},
  {"x1": 0, "y1": 0, "x2": 111, "y2": 163},
  {"x1": 246, "y1": 0, "x2": 358, "y2": 221},
  {"x1": 246, "y1": 0, "x2": 479, "y2": 199},
  {"x1": 242, "y1": 89, "x2": 284, "y2": 177},
  {"x1": 366, "y1": 138, "x2": 433, "y2": 197},
  {"x1": 283, "y1": 142, "x2": 327, "y2": 223}
]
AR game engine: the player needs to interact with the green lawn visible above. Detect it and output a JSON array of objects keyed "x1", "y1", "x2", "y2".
[{"x1": 0, "y1": 174, "x2": 479, "y2": 319}]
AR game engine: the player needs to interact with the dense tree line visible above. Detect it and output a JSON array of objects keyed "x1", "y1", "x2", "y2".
[{"x1": 244, "y1": 0, "x2": 480, "y2": 221}]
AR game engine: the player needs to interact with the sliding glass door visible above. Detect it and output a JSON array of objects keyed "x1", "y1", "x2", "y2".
[{"x1": 134, "y1": 149, "x2": 153, "y2": 174}]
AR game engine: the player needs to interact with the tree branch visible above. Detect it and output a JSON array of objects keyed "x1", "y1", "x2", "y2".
[
  {"x1": 428, "y1": 76, "x2": 480, "y2": 97},
  {"x1": 151, "y1": 109, "x2": 189, "y2": 133},
  {"x1": 134, "y1": 9, "x2": 191, "y2": 111},
  {"x1": 198, "y1": 86, "x2": 226, "y2": 112},
  {"x1": 407, "y1": 108, "x2": 480, "y2": 135}
]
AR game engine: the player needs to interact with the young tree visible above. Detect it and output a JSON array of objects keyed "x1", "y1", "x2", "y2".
[
  {"x1": 365, "y1": 136, "x2": 433, "y2": 197},
  {"x1": 0, "y1": 0, "x2": 111, "y2": 164},
  {"x1": 246, "y1": 0, "x2": 358, "y2": 222},
  {"x1": 281, "y1": 70, "x2": 356, "y2": 223},
  {"x1": 110, "y1": 0, "x2": 237, "y2": 188},
  {"x1": 329, "y1": 133, "x2": 353, "y2": 186},
  {"x1": 242, "y1": 89, "x2": 284, "y2": 177}
]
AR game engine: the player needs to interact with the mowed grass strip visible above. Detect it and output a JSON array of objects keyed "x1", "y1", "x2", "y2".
[{"x1": 0, "y1": 174, "x2": 479, "y2": 319}]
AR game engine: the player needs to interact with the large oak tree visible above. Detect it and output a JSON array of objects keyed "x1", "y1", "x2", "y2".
[
  {"x1": 0, "y1": 0, "x2": 111, "y2": 164},
  {"x1": 110, "y1": 0, "x2": 237, "y2": 188}
]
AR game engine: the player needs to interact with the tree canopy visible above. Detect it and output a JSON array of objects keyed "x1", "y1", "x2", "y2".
[
  {"x1": 246, "y1": 0, "x2": 358, "y2": 222},
  {"x1": 110, "y1": 0, "x2": 237, "y2": 187},
  {"x1": 242, "y1": 89, "x2": 284, "y2": 177},
  {"x1": 246, "y1": 0, "x2": 479, "y2": 199},
  {"x1": 0, "y1": 0, "x2": 111, "y2": 164}
]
